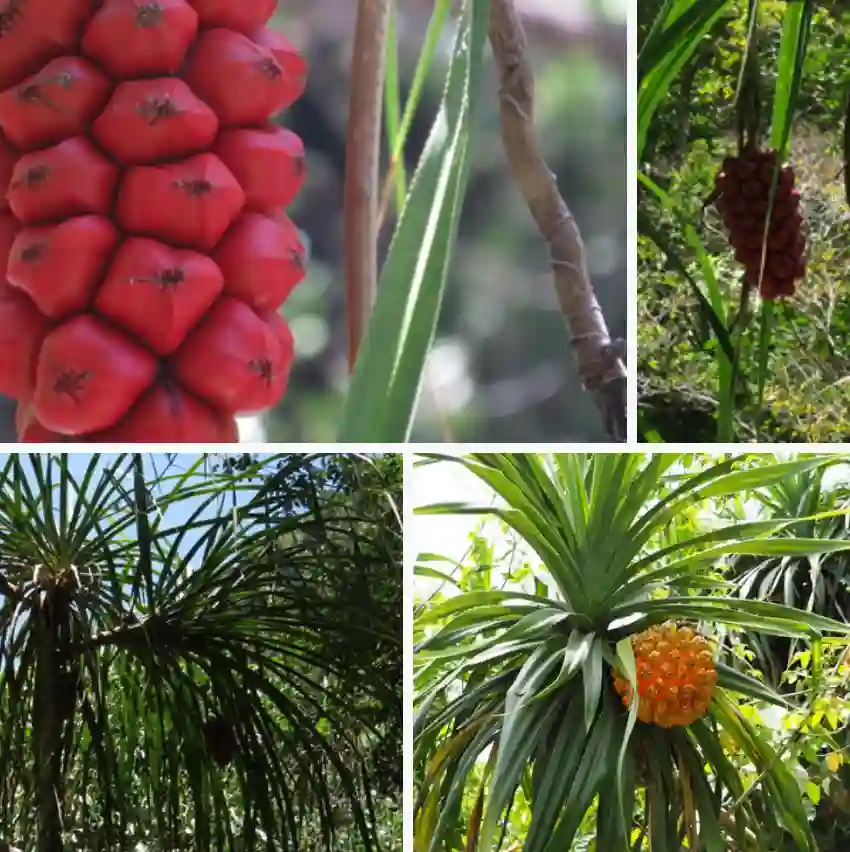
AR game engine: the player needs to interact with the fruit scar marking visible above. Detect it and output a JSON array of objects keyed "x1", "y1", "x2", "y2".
[
  {"x1": 173, "y1": 179, "x2": 213, "y2": 197},
  {"x1": 258, "y1": 58, "x2": 283, "y2": 81},
  {"x1": 13, "y1": 164, "x2": 50, "y2": 188},
  {"x1": 137, "y1": 97, "x2": 180, "y2": 125},
  {"x1": 136, "y1": 2, "x2": 165, "y2": 28},
  {"x1": 19, "y1": 73, "x2": 75, "y2": 99},
  {"x1": 127, "y1": 268, "x2": 185, "y2": 290},
  {"x1": 20, "y1": 243, "x2": 45, "y2": 262},
  {"x1": 248, "y1": 358, "x2": 273, "y2": 384},
  {"x1": 0, "y1": 0, "x2": 23, "y2": 36},
  {"x1": 16, "y1": 74, "x2": 76, "y2": 115},
  {"x1": 53, "y1": 370, "x2": 92, "y2": 402}
]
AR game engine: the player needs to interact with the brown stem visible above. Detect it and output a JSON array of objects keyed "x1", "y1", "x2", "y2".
[
  {"x1": 69, "y1": 620, "x2": 144, "y2": 656},
  {"x1": 33, "y1": 603, "x2": 63, "y2": 852},
  {"x1": 719, "y1": 811, "x2": 758, "y2": 850},
  {"x1": 344, "y1": 0, "x2": 392, "y2": 371},
  {"x1": 0, "y1": 570, "x2": 21, "y2": 602},
  {"x1": 488, "y1": 0, "x2": 628, "y2": 441}
]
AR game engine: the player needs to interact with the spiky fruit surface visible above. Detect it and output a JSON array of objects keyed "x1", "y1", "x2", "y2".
[
  {"x1": 0, "y1": 0, "x2": 308, "y2": 440},
  {"x1": 612, "y1": 622, "x2": 717, "y2": 728},
  {"x1": 712, "y1": 147, "x2": 806, "y2": 301}
]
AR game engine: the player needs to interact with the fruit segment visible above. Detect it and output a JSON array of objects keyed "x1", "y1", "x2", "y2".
[
  {"x1": 251, "y1": 27, "x2": 307, "y2": 107},
  {"x1": 0, "y1": 0, "x2": 307, "y2": 440},
  {"x1": 92, "y1": 381, "x2": 238, "y2": 441},
  {"x1": 172, "y1": 297, "x2": 292, "y2": 414},
  {"x1": 34, "y1": 314, "x2": 158, "y2": 434},
  {"x1": 214, "y1": 125, "x2": 305, "y2": 213},
  {"x1": 117, "y1": 153, "x2": 245, "y2": 251},
  {"x1": 0, "y1": 56, "x2": 112, "y2": 152},
  {"x1": 81, "y1": 0, "x2": 199, "y2": 79},
  {"x1": 0, "y1": 0, "x2": 96, "y2": 91},
  {"x1": 93, "y1": 78, "x2": 219, "y2": 164},
  {"x1": 183, "y1": 28, "x2": 298, "y2": 128},
  {"x1": 95, "y1": 237, "x2": 224, "y2": 355},
  {"x1": 7, "y1": 136, "x2": 118, "y2": 224},
  {"x1": 0, "y1": 283, "x2": 49, "y2": 399},
  {"x1": 8, "y1": 215, "x2": 119, "y2": 318},
  {"x1": 214, "y1": 212, "x2": 306, "y2": 312}
]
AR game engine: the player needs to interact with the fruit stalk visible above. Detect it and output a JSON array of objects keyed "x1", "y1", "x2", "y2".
[{"x1": 344, "y1": 0, "x2": 391, "y2": 370}]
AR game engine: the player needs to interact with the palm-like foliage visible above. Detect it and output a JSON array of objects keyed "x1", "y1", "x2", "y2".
[
  {"x1": 720, "y1": 465, "x2": 850, "y2": 852},
  {"x1": 414, "y1": 453, "x2": 850, "y2": 852},
  {"x1": 0, "y1": 452, "x2": 401, "y2": 852},
  {"x1": 722, "y1": 466, "x2": 850, "y2": 687}
]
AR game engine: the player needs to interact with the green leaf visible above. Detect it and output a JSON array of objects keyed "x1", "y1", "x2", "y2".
[
  {"x1": 637, "y1": 0, "x2": 733, "y2": 159},
  {"x1": 672, "y1": 730, "x2": 725, "y2": 852},
  {"x1": 615, "y1": 596, "x2": 850, "y2": 638},
  {"x1": 414, "y1": 559, "x2": 463, "y2": 590},
  {"x1": 806, "y1": 781, "x2": 821, "y2": 805},
  {"x1": 535, "y1": 630, "x2": 594, "y2": 699},
  {"x1": 612, "y1": 638, "x2": 639, "y2": 848},
  {"x1": 415, "y1": 589, "x2": 558, "y2": 625},
  {"x1": 524, "y1": 695, "x2": 588, "y2": 851},
  {"x1": 338, "y1": 0, "x2": 491, "y2": 441},
  {"x1": 541, "y1": 696, "x2": 621, "y2": 852},
  {"x1": 479, "y1": 693, "x2": 561, "y2": 852},
  {"x1": 582, "y1": 638, "x2": 603, "y2": 734},
  {"x1": 716, "y1": 661, "x2": 794, "y2": 709}
]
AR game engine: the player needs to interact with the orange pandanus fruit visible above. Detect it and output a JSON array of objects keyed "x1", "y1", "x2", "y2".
[{"x1": 611, "y1": 622, "x2": 717, "y2": 728}]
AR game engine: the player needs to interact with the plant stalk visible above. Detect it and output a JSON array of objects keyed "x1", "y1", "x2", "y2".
[
  {"x1": 344, "y1": 0, "x2": 392, "y2": 371},
  {"x1": 488, "y1": 0, "x2": 628, "y2": 441},
  {"x1": 33, "y1": 598, "x2": 64, "y2": 852}
]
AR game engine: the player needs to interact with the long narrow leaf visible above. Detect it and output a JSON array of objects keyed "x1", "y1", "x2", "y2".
[{"x1": 338, "y1": 0, "x2": 490, "y2": 440}]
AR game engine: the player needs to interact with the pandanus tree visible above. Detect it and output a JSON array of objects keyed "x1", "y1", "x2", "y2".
[
  {"x1": 414, "y1": 453, "x2": 850, "y2": 852},
  {"x1": 721, "y1": 464, "x2": 850, "y2": 686},
  {"x1": 0, "y1": 452, "x2": 401, "y2": 852},
  {"x1": 720, "y1": 463, "x2": 850, "y2": 851}
]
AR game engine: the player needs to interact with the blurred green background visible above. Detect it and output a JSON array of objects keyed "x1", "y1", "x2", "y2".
[{"x1": 0, "y1": 0, "x2": 626, "y2": 443}]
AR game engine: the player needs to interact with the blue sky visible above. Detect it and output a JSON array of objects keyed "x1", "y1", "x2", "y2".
[{"x1": 0, "y1": 453, "x2": 278, "y2": 561}]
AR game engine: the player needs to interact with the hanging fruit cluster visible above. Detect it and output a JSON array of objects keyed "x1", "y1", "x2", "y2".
[
  {"x1": 712, "y1": 147, "x2": 805, "y2": 301},
  {"x1": 0, "y1": 0, "x2": 307, "y2": 441},
  {"x1": 203, "y1": 715, "x2": 237, "y2": 766},
  {"x1": 612, "y1": 622, "x2": 717, "y2": 728}
]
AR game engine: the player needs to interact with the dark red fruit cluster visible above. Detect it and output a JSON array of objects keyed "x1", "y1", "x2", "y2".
[
  {"x1": 0, "y1": 0, "x2": 307, "y2": 441},
  {"x1": 203, "y1": 715, "x2": 236, "y2": 766},
  {"x1": 713, "y1": 147, "x2": 805, "y2": 301}
]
